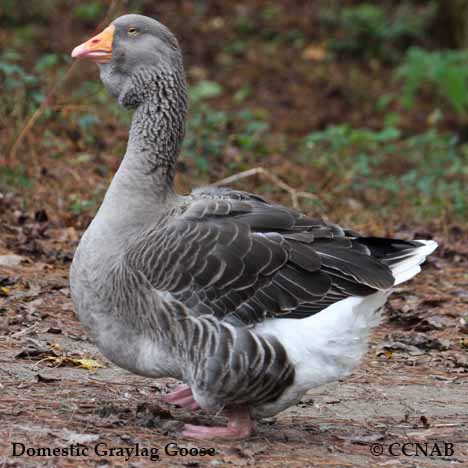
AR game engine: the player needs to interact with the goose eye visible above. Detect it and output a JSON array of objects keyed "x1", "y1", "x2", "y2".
[{"x1": 127, "y1": 27, "x2": 139, "y2": 36}]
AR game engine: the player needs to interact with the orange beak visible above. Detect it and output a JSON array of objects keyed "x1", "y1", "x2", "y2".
[{"x1": 71, "y1": 24, "x2": 115, "y2": 63}]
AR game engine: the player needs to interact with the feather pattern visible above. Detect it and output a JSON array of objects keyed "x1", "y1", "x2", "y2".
[
  {"x1": 103, "y1": 187, "x2": 436, "y2": 408},
  {"x1": 69, "y1": 14, "x2": 438, "y2": 426},
  {"x1": 125, "y1": 189, "x2": 403, "y2": 325}
]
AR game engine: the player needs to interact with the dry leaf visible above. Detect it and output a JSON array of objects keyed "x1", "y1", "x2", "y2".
[
  {"x1": 38, "y1": 355, "x2": 105, "y2": 370},
  {"x1": 36, "y1": 373, "x2": 60, "y2": 384},
  {"x1": 72, "y1": 358, "x2": 105, "y2": 370},
  {"x1": 63, "y1": 430, "x2": 100, "y2": 445},
  {"x1": 302, "y1": 44, "x2": 327, "y2": 62},
  {"x1": 0, "y1": 254, "x2": 25, "y2": 267}
]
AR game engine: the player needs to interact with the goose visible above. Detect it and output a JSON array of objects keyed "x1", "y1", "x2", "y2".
[{"x1": 69, "y1": 14, "x2": 437, "y2": 440}]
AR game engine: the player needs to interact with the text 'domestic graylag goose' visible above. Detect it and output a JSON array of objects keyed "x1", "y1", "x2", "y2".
[{"x1": 70, "y1": 14, "x2": 438, "y2": 440}]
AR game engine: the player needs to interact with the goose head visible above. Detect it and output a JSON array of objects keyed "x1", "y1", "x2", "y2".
[{"x1": 71, "y1": 14, "x2": 184, "y2": 108}]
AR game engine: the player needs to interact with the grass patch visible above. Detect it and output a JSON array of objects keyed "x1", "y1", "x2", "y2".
[
  {"x1": 302, "y1": 125, "x2": 467, "y2": 220},
  {"x1": 397, "y1": 47, "x2": 468, "y2": 124},
  {"x1": 321, "y1": 2, "x2": 434, "y2": 62}
]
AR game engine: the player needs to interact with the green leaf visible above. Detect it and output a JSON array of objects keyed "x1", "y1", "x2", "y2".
[
  {"x1": 189, "y1": 81, "x2": 223, "y2": 102},
  {"x1": 35, "y1": 53, "x2": 59, "y2": 72},
  {"x1": 72, "y1": 1, "x2": 105, "y2": 20}
]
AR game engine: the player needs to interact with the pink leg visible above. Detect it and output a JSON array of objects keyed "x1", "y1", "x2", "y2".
[
  {"x1": 164, "y1": 384, "x2": 200, "y2": 410},
  {"x1": 182, "y1": 406, "x2": 254, "y2": 440}
]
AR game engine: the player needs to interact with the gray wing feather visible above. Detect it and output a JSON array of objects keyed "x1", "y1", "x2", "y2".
[
  {"x1": 125, "y1": 187, "x2": 402, "y2": 326},
  {"x1": 119, "y1": 189, "x2": 428, "y2": 408}
]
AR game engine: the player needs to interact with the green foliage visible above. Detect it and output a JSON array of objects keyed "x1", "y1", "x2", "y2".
[
  {"x1": 0, "y1": 49, "x2": 42, "y2": 119},
  {"x1": 0, "y1": 50, "x2": 38, "y2": 90},
  {"x1": 305, "y1": 126, "x2": 401, "y2": 155},
  {"x1": 303, "y1": 125, "x2": 468, "y2": 219},
  {"x1": 183, "y1": 81, "x2": 269, "y2": 175},
  {"x1": 183, "y1": 105, "x2": 227, "y2": 172},
  {"x1": 321, "y1": 3, "x2": 434, "y2": 61},
  {"x1": 35, "y1": 53, "x2": 60, "y2": 72},
  {"x1": 72, "y1": 1, "x2": 105, "y2": 22},
  {"x1": 261, "y1": 5, "x2": 281, "y2": 22},
  {"x1": 0, "y1": 166, "x2": 32, "y2": 189},
  {"x1": 68, "y1": 194, "x2": 97, "y2": 215},
  {"x1": 0, "y1": 48, "x2": 67, "y2": 122},
  {"x1": 1, "y1": 3, "x2": 464, "y2": 227},
  {"x1": 397, "y1": 47, "x2": 468, "y2": 120},
  {"x1": 1, "y1": 0, "x2": 59, "y2": 23},
  {"x1": 189, "y1": 81, "x2": 223, "y2": 102}
]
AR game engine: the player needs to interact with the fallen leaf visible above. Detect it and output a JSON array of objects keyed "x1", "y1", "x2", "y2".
[
  {"x1": 0, "y1": 254, "x2": 25, "y2": 267},
  {"x1": 420, "y1": 415, "x2": 430, "y2": 429},
  {"x1": 380, "y1": 333, "x2": 451, "y2": 354},
  {"x1": 36, "y1": 373, "x2": 60, "y2": 384},
  {"x1": 377, "y1": 341, "x2": 424, "y2": 356},
  {"x1": 337, "y1": 429, "x2": 385, "y2": 445},
  {"x1": 416, "y1": 315, "x2": 452, "y2": 331},
  {"x1": 53, "y1": 227, "x2": 78, "y2": 243},
  {"x1": 38, "y1": 355, "x2": 105, "y2": 370},
  {"x1": 451, "y1": 355, "x2": 468, "y2": 369},
  {"x1": 419, "y1": 295, "x2": 452, "y2": 307},
  {"x1": 23, "y1": 298, "x2": 43, "y2": 317},
  {"x1": 406, "y1": 428, "x2": 443, "y2": 438},
  {"x1": 324, "y1": 398, "x2": 341, "y2": 404},
  {"x1": 10, "y1": 284, "x2": 41, "y2": 300},
  {"x1": 460, "y1": 316, "x2": 468, "y2": 334},
  {"x1": 62, "y1": 430, "x2": 100, "y2": 445},
  {"x1": 302, "y1": 44, "x2": 327, "y2": 61},
  {"x1": 0, "y1": 276, "x2": 15, "y2": 287},
  {"x1": 16, "y1": 339, "x2": 54, "y2": 359},
  {"x1": 72, "y1": 358, "x2": 106, "y2": 370}
]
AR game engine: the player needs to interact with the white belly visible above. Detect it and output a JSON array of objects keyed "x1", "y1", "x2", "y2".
[{"x1": 254, "y1": 291, "x2": 389, "y2": 408}]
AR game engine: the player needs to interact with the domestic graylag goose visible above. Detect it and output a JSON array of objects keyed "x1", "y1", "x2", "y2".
[{"x1": 70, "y1": 14, "x2": 437, "y2": 440}]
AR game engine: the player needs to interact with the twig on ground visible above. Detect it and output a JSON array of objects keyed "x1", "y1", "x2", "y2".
[
  {"x1": 10, "y1": 323, "x2": 39, "y2": 339},
  {"x1": 211, "y1": 167, "x2": 318, "y2": 210}
]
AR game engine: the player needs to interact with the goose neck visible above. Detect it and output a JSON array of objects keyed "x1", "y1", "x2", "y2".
[{"x1": 125, "y1": 68, "x2": 187, "y2": 196}]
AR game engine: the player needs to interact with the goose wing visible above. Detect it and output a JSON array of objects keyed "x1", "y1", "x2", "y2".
[{"x1": 124, "y1": 187, "x2": 414, "y2": 325}]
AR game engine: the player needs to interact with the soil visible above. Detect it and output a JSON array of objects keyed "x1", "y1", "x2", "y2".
[
  {"x1": 0, "y1": 213, "x2": 467, "y2": 467},
  {"x1": 1, "y1": 1, "x2": 468, "y2": 466}
]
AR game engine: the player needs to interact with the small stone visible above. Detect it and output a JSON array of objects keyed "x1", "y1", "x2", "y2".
[{"x1": 459, "y1": 315, "x2": 468, "y2": 334}]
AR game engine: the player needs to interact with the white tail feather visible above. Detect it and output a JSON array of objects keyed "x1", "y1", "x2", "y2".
[
  {"x1": 252, "y1": 239, "x2": 438, "y2": 418},
  {"x1": 391, "y1": 240, "x2": 437, "y2": 286}
]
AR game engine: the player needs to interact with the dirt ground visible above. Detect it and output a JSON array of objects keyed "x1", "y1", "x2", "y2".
[
  {"x1": 1, "y1": 2, "x2": 468, "y2": 466},
  {"x1": 0, "y1": 220, "x2": 467, "y2": 467}
]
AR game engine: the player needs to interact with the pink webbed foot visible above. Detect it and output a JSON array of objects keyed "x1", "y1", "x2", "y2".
[
  {"x1": 182, "y1": 406, "x2": 254, "y2": 440},
  {"x1": 164, "y1": 384, "x2": 200, "y2": 410}
]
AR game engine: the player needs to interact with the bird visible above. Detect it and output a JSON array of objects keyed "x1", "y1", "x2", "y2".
[{"x1": 69, "y1": 14, "x2": 437, "y2": 440}]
